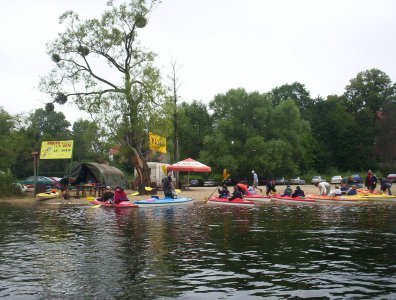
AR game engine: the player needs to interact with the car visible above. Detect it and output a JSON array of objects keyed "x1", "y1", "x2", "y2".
[
  {"x1": 331, "y1": 175, "x2": 343, "y2": 184},
  {"x1": 311, "y1": 176, "x2": 326, "y2": 184},
  {"x1": 387, "y1": 174, "x2": 396, "y2": 182},
  {"x1": 350, "y1": 174, "x2": 363, "y2": 183},
  {"x1": 189, "y1": 179, "x2": 203, "y2": 187},
  {"x1": 18, "y1": 176, "x2": 56, "y2": 192},
  {"x1": 275, "y1": 177, "x2": 289, "y2": 185},
  {"x1": 289, "y1": 177, "x2": 305, "y2": 185},
  {"x1": 204, "y1": 179, "x2": 218, "y2": 187},
  {"x1": 224, "y1": 178, "x2": 236, "y2": 186}
]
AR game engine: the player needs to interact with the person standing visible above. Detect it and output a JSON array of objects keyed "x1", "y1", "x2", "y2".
[
  {"x1": 365, "y1": 170, "x2": 378, "y2": 192},
  {"x1": 314, "y1": 181, "x2": 331, "y2": 195},
  {"x1": 252, "y1": 170, "x2": 262, "y2": 192},
  {"x1": 162, "y1": 171, "x2": 175, "y2": 198},
  {"x1": 59, "y1": 176, "x2": 75, "y2": 199}
]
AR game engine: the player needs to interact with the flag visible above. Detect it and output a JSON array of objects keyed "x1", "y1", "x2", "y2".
[
  {"x1": 40, "y1": 140, "x2": 74, "y2": 159},
  {"x1": 149, "y1": 132, "x2": 167, "y2": 153}
]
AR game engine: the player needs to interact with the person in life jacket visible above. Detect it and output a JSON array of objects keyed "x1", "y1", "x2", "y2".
[
  {"x1": 218, "y1": 184, "x2": 230, "y2": 198},
  {"x1": 113, "y1": 186, "x2": 128, "y2": 203},
  {"x1": 292, "y1": 186, "x2": 305, "y2": 198},
  {"x1": 282, "y1": 185, "x2": 293, "y2": 197},
  {"x1": 229, "y1": 185, "x2": 243, "y2": 200}
]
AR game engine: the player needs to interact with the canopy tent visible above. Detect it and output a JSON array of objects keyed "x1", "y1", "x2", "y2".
[
  {"x1": 167, "y1": 158, "x2": 211, "y2": 187},
  {"x1": 69, "y1": 162, "x2": 129, "y2": 188}
]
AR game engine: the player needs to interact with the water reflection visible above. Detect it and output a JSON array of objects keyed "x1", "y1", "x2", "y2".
[{"x1": 0, "y1": 201, "x2": 395, "y2": 299}]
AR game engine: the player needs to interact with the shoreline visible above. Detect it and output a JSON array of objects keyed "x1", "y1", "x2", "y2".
[{"x1": 1, "y1": 184, "x2": 395, "y2": 205}]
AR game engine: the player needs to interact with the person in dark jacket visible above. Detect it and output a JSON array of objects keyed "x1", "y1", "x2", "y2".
[
  {"x1": 229, "y1": 185, "x2": 243, "y2": 200},
  {"x1": 266, "y1": 179, "x2": 277, "y2": 196},
  {"x1": 365, "y1": 170, "x2": 377, "y2": 192},
  {"x1": 99, "y1": 186, "x2": 114, "y2": 202},
  {"x1": 218, "y1": 184, "x2": 230, "y2": 198},
  {"x1": 292, "y1": 186, "x2": 305, "y2": 198},
  {"x1": 347, "y1": 185, "x2": 357, "y2": 195},
  {"x1": 59, "y1": 176, "x2": 75, "y2": 199},
  {"x1": 379, "y1": 178, "x2": 392, "y2": 195},
  {"x1": 162, "y1": 171, "x2": 175, "y2": 198}
]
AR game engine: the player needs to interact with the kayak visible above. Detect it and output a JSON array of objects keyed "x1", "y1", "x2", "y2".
[
  {"x1": 271, "y1": 195, "x2": 315, "y2": 203},
  {"x1": 243, "y1": 193, "x2": 271, "y2": 202},
  {"x1": 134, "y1": 197, "x2": 193, "y2": 206},
  {"x1": 305, "y1": 194, "x2": 362, "y2": 203},
  {"x1": 207, "y1": 196, "x2": 255, "y2": 206},
  {"x1": 36, "y1": 191, "x2": 61, "y2": 200},
  {"x1": 90, "y1": 199, "x2": 138, "y2": 208},
  {"x1": 356, "y1": 193, "x2": 396, "y2": 200}
]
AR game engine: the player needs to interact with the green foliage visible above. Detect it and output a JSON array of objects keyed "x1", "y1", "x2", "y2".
[
  {"x1": 0, "y1": 172, "x2": 23, "y2": 198},
  {"x1": 270, "y1": 82, "x2": 315, "y2": 116},
  {"x1": 177, "y1": 101, "x2": 212, "y2": 160},
  {"x1": 202, "y1": 89, "x2": 310, "y2": 179}
]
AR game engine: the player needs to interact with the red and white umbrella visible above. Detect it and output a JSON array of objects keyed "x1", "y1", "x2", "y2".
[
  {"x1": 167, "y1": 158, "x2": 211, "y2": 186},
  {"x1": 167, "y1": 158, "x2": 211, "y2": 172}
]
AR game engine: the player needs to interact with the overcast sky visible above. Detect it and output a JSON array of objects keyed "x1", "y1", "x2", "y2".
[{"x1": 1, "y1": 0, "x2": 396, "y2": 123}]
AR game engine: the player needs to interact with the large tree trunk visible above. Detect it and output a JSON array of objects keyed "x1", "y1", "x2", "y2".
[{"x1": 128, "y1": 146, "x2": 151, "y2": 195}]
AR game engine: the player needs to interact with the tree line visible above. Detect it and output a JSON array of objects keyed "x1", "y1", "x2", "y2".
[{"x1": 1, "y1": 68, "x2": 395, "y2": 182}]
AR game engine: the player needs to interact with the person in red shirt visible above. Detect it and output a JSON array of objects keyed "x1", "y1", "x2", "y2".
[{"x1": 113, "y1": 186, "x2": 128, "y2": 203}]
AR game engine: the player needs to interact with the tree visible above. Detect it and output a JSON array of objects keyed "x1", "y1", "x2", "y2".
[
  {"x1": 72, "y1": 119, "x2": 106, "y2": 162},
  {"x1": 0, "y1": 107, "x2": 19, "y2": 172},
  {"x1": 40, "y1": 0, "x2": 164, "y2": 189},
  {"x1": 343, "y1": 69, "x2": 395, "y2": 114},
  {"x1": 202, "y1": 89, "x2": 311, "y2": 179},
  {"x1": 374, "y1": 103, "x2": 396, "y2": 171},
  {"x1": 270, "y1": 82, "x2": 316, "y2": 117},
  {"x1": 24, "y1": 109, "x2": 72, "y2": 177},
  {"x1": 177, "y1": 101, "x2": 212, "y2": 160}
]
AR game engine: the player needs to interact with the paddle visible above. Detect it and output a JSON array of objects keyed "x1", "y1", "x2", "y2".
[
  {"x1": 145, "y1": 186, "x2": 181, "y2": 193},
  {"x1": 130, "y1": 192, "x2": 139, "y2": 196},
  {"x1": 85, "y1": 196, "x2": 102, "y2": 208},
  {"x1": 204, "y1": 169, "x2": 230, "y2": 203}
]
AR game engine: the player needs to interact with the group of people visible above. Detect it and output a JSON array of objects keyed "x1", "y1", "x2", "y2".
[
  {"x1": 281, "y1": 185, "x2": 305, "y2": 198},
  {"x1": 313, "y1": 170, "x2": 392, "y2": 196},
  {"x1": 97, "y1": 185, "x2": 129, "y2": 203}
]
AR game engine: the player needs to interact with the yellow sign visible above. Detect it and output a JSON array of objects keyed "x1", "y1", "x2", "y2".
[
  {"x1": 149, "y1": 132, "x2": 167, "y2": 153},
  {"x1": 40, "y1": 140, "x2": 74, "y2": 159}
]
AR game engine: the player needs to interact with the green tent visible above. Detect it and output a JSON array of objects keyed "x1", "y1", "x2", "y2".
[{"x1": 69, "y1": 162, "x2": 129, "y2": 188}]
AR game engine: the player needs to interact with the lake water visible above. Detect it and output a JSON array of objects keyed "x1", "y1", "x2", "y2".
[{"x1": 1, "y1": 200, "x2": 396, "y2": 299}]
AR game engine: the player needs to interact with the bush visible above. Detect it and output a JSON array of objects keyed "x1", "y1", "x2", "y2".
[{"x1": 0, "y1": 172, "x2": 24, "y2": 198}]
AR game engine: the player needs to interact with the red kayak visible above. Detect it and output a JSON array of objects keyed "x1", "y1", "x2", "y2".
[
  {"x1": 90, "y1": 199, "x2": 138, "y2": 208},
  {"x1": 271, "y1": 194, "x2": 315, "y2": 203},
  {"x1": 207, "y1": 196, "x2": 255, "y2": 206},
  {"x1": 243, "y1": 193, "x2": 271, "y2": 202}
]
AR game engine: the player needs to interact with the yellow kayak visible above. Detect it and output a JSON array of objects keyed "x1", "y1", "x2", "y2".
[
  {"x1": 36, "y1": 191, "x2": 61, "y2": 200},
  {"x1": 357, "y1": 193, "x2": 396, "y2": 200}
]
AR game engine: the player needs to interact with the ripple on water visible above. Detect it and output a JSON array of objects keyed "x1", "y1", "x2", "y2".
[{"x1": 1, "y1": 201, "x2": 396, "y2": 298}]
